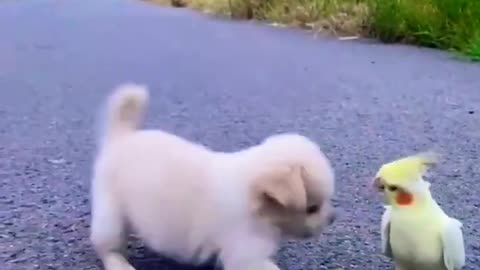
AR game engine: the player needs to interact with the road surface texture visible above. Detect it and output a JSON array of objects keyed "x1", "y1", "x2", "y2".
[{"x1": 1, "y1": 0, "x2": 480, "y2": 269}]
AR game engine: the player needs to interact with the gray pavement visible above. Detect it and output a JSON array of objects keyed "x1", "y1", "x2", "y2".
[{"x1": 1, "y1": 0, "x2": 480, "y2": 269}]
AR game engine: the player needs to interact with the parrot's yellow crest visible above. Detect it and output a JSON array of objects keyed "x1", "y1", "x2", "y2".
[{"x1": 375, "y1": 152, "x2": 438, "y2": 187}]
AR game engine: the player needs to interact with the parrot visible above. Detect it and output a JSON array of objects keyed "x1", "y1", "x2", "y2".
[{"x1": 372, "y1": 152, "x2": 466, "y2": 270}]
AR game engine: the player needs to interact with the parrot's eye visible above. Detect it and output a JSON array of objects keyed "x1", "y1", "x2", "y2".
[
  {"x1": 378, "y1": 185, "x2": 385, "y2": 191},
  {"x1": 388, "y1": 185, "x2": 398, "y2": 192},
  {"x1": 306, "y1": 204, "x2": 319, "y2": 214}
]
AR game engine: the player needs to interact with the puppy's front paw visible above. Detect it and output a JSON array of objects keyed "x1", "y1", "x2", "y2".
[
  {"x1": 105, "y1": 261, "x2": 136, "y2": 270},
  {"x1": 224, "y1": 259, "x2": 280, "y2": 270},
  {"x1": 247, "y1": 260, "x2": 281, "y2": 270},
  {"x1": 260, "y1": 260, "x2": 281, "y2": 270},
  {"x1": 103, "y1": 253, "x2": 136, "y2": 270}
]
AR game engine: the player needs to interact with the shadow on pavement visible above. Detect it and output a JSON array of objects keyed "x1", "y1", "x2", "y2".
[{"x1": 130, "y1": 246, "x2": 219, "y2": 270}]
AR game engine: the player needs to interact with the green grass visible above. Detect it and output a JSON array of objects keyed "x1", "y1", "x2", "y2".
[
  {"x1": 148, "y1": 0, "x2": 480, "y2": 60},
  {"x1": 367, "y1": 0, "x2": 480, "y2": 60}
]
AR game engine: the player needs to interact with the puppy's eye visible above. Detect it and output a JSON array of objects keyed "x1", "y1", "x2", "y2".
[
  {"x1": 306, "y1": 205, "x2": 319, "y2": 215},
  {"x1": 374, "y1": 177, "x2": 385, "y2": 191},
  {"x1": 388, "y1": 185, "x2": 398, "y2": 192}
]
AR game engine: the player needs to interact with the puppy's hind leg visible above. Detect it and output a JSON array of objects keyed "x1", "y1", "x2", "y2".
[{"x1": 90, "y1": 178, "x2": 135, "y2": 270}]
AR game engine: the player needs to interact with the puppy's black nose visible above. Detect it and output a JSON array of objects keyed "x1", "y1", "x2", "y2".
[{"x1": 328, "y1": 212, "x2": 336, "y2": 225}]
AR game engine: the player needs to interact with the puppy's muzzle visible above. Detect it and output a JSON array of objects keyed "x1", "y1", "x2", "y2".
[{"x1": 373, "y1": 177, "x2": 385, "y2": 191}]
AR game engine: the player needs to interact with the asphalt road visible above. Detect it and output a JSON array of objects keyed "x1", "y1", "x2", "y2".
[{"x1": 1, "y1": 0, "x2": 480, "y2": 269}]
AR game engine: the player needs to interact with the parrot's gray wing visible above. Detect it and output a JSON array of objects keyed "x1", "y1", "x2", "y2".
[
  {"x1": 381, "y1": 206, "x2": 393, "y2": 258},
  {"x1": 441, "y1": 218, "x2": 466, "y2": 270}
]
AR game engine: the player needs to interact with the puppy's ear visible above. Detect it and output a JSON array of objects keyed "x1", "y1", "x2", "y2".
[{"x1": 253, "y1": 165, "x2": 307, "y2": 211}]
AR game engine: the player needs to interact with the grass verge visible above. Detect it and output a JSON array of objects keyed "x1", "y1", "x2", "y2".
[
  {"x1": 147, "y1": 0, "x2": 480, "y2": 60},
  {"x1": 368, "y1": 0, "x2": 480, "y2": 60}
]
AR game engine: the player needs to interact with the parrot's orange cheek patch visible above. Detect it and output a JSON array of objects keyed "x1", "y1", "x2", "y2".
[{"x1": 396, "y1": 191, "x2": 413, "y2": 205}]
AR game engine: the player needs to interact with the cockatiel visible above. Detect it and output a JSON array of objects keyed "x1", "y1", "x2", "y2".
[{"x1": 373, "y1": 152, "x2": 466, "y2": 270}]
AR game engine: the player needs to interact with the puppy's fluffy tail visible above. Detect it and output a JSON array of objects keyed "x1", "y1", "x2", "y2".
[{"x1": 101, "y1": 83, "x2": 149, "y2": 142}]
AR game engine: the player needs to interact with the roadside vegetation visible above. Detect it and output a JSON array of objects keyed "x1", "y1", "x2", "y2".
[{"x1": 147, "y1": 0, "x2": 480, "y2": 60}]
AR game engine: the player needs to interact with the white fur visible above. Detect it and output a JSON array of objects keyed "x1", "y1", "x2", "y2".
[{"x1": 90, "y1": 84, "x2": 335, "y2": 270}]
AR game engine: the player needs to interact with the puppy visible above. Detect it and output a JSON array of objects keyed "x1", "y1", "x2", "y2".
[{"x1": 90, "y1": 84, "x2": 336, "y2": 270}]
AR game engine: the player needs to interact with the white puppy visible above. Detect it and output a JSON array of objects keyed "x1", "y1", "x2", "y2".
[{"x1": 90, "y1": 84, "x2": 336, "y2": 270}]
